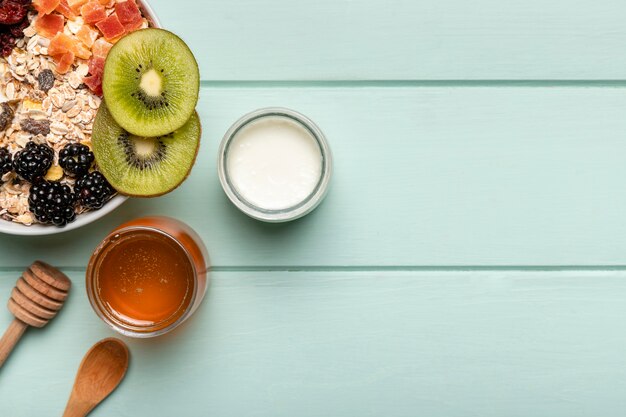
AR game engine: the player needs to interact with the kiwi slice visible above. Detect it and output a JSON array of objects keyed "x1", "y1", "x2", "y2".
[
  {"x1": 102, "y1": 28, "x2": 200, "y2": 137},
  {"x1": 92, "y1": 102, "x2": 201, "y2": 197}
]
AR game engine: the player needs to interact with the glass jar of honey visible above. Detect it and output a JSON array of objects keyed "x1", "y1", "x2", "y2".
[{"x1": 86, "y1": 216, "x2": 209, "y2": 338}]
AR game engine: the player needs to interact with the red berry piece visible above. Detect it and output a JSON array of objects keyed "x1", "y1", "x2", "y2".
[{"x1": 0, "y1": 1, "x2": 28, "y2": 25}]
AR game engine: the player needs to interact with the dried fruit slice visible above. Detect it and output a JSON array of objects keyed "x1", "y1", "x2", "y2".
[
  {"x1": 124, "y1": 18, "x2": 144, "y2": 33},
  {"x1": 95, "y1": 13, "x2": 125, "y2": 41},
  {"x1": 22, "y1": 99, "x2": 43, "y2": 112},
  {"x1": 49, "y1": 32, "x2": 90, "y2": 61},
  {"x1": 76, "y1": 24, "x2": 98, "y2": 47},
  {"x1": 54, "y1": 51, "x2": 75, "y2": 74},
  {"x1": 55, "y1": 0, "x2": 77, "y2": 19},
  {"x1": 34, "y1": 13, "x2": 65, "y2": 39},
  {"x1": 44, "y1": 165, "x2": 63, "y2": 182},
  {"x1": 92, "y1": 37, "x2": 112, "y2": 58},
  {"x1": 33, "y1": 0, "x2": 61, "y2": 15},
  {"x1": 48, "y1": 32, "x2": 77, "y2": 56},
  {"x1": 83, "y1": 73, "x2": 102, "y2": 95},
  {"x1": 67, "y1": 0, "x2": 88, "y2": 13},
  {"x1": 115, "y1": 1, "x2": 141, "y2": 24},
  {"x1": 80, "y1": 1, "x2": 106, "y2": 24},
  {"x1": 84, "y1": 55, "x2": 105, "y2": 94},
  {"x1": 88, "y1": 56, "x2": 105, "y2": 77},
  {"x1": 73, "y1": 40, "x2": 91, "y2": 59}
]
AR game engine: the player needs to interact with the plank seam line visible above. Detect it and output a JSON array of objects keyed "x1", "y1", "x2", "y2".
[
  {"x1": 199, "y1": 80, "x2": 626, "y2": 88},
  {"x1": 4, "y1": 266, "x2": 626, "y2": 273}
]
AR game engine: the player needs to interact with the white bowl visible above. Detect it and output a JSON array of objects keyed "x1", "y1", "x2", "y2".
[
  {"x1": 0, "y1": 195, "x2": 128, "y2": 236},
  {"x1": 0, "y1": 0, "x2": 162, "y2": 236}
]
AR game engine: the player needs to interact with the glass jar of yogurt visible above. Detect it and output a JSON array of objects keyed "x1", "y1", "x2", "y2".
[{"x1": 218, "y1": 107, "x2": 332, "y2": 222}]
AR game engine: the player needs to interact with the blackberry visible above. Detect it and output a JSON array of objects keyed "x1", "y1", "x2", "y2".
[
  {"x1": 28, "y1": 181, "x2": 76, "y2": 227},
  {"x1": 13, "y1": 141, "x2": 54, "y2": 182},
  {"x1": 75, "y1": 171, "x2": 115, "y2": 209},
  {"x1": 59, "y1": 143, "x2": 94, "y2": 177},
  {"x1": 0, "y1": 147, "x2": 12, "y2": 178}
]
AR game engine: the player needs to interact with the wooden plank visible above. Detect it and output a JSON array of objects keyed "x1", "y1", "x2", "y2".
[
  {"x1": 1, "y1": 269, "x2": 626, "y2": 416},
  {"x1": 3, "y1": 86, "x2": 626, "y2": 267},
  {"x1": 149, "y1": 0, "x2": 626, "y2": 80}
]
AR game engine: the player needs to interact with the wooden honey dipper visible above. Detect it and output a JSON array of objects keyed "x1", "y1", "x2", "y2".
[{"x1": 0, "y1": 261, "x2": 71, "y2": 368}]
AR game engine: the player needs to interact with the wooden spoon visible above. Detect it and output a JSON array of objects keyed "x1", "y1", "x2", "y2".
[
  {"x1": 63, "y1": 338, "x2": 130, "y2": 417},
  {"x1": 0, "y1": 261, "x2": 71, "y2": 368}
]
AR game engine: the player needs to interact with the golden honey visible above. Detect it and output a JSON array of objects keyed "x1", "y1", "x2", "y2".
[
  {"x1": 87, "y1": 217, "x2": 209, "y2": 337},
  {"x1": 97, "y1": 230, "x2": 194, "y2": 327}
]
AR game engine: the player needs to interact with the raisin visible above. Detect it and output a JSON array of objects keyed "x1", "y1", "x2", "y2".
[
  {"x1": 37, "y1": 69, "x2": 55, "y2": 93},
  {"x1": 0, "y1": 1, "x2": 27, "y2": 25},
  {"x1": 20, "y1": 119, "x2": 50, "y2": 136},
  {"x1": 0, "y1": 103, "x2": 13, "y2": 131}
]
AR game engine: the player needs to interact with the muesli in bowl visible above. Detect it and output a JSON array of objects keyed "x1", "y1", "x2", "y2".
[{"x1": 0, "y1": 0, "x2": 161, "y2": 234}]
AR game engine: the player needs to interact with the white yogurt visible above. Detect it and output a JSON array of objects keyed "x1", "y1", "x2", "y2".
[{"x1": 226, "y1": 116, "x2": 323, "y2": 210}]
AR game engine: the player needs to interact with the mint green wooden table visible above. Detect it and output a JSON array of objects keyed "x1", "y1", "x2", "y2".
[{"x1": 3, "y1": 0, "x2": 626, "y2": 415}]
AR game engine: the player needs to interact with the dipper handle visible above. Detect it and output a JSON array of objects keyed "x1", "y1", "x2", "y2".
[
  {"x1": 0, "y1": 261, "x2": 71, "y2": 369},
  {"x1": 0, "y1": 319, "x2": 28, "y2": 368}
]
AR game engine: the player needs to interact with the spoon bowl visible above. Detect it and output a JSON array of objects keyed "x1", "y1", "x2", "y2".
[{"x1": 63, "y1": 338, "x2": 130, "y2": 417}]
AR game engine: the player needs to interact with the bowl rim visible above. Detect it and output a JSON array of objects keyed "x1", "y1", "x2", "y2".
[
  {"x1": 0, "y1": 195, "x2": 129, "y2": 236},
  {"x1": 0, "y1": 0, "x2": 162, "y2": 236}
]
